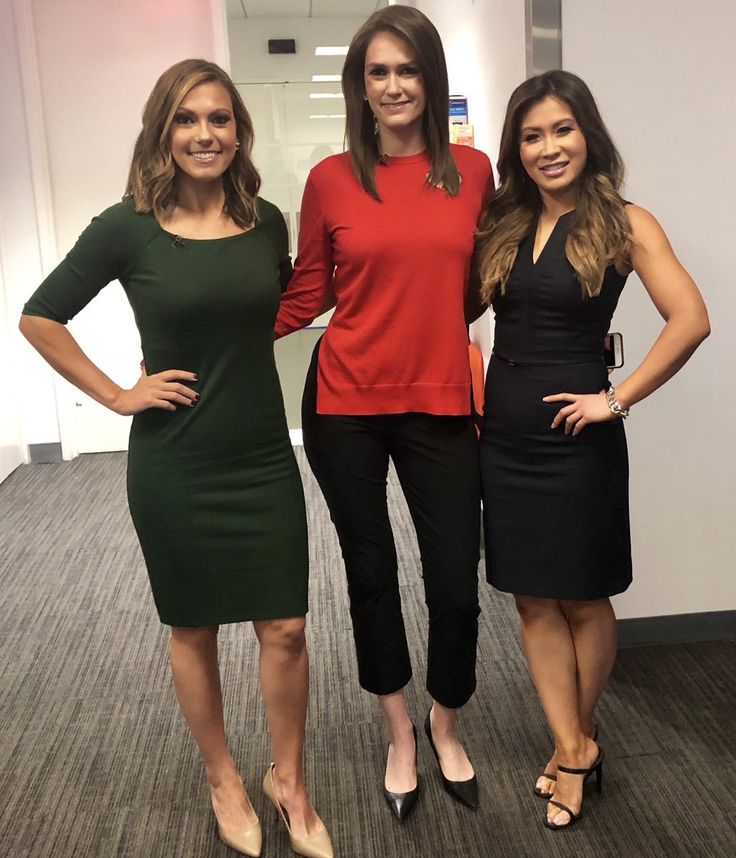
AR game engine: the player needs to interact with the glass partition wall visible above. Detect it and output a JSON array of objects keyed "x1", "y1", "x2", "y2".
[
  {"x1": 236, "y1": 80, "x2": 346, "y2": 434},
  {"x1": 236, "y1": 81, "x2": 345, "y2": 256}
]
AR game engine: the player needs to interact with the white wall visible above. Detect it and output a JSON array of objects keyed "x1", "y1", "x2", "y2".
[
  {"x1": 411, "y1": 0, "x2": 526, "y2": 165},
  {"x1": 562, "y1": 0, "x2": 736, "y2": 618},
  {"x1": 1, "y1": 0, "x2": 32, "y2": 481},
  {"x1": 8, "y1": 0, "x2": 226, "y2": 458},
  {"x1": 1, "y1": 0, "x2": 61, "y2": 464}
]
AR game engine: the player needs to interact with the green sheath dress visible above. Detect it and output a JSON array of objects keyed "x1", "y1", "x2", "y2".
[{"x1": 23, "y1": 197, "x2": 309, "y2": 626}]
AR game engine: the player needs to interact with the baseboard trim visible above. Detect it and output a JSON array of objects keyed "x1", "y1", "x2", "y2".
[
  {"x1": 28, "y1": 442, "x2": 63, "y2": 463},
  {"x1": 618, "y1": 610, "x2": 736, "y2": 648}
]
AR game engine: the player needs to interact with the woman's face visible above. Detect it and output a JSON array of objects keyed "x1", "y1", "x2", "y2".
[
  {"x1": 363, "y1": 30, "x2": 426, "y2": 140},
  {"x1": 518, "y1": 96, "x2": 587, "y2": 199},
  {"x1": 169, "y1": 81, "x2": 238, "y2": 183}
]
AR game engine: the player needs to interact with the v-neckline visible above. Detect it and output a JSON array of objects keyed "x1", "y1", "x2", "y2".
[{"x1": 531, "y1": 210, "x2": 574, "y2": 267}]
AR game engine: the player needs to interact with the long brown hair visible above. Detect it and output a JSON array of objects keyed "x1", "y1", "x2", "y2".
[
  {"x1": 342, "y1": 5, "x2": 459, "y2": 200},
  {"x1": 478, "y1": 70, "x2": 633, "y2": 301},
  {"x1": 125, "y1": 59, "x2": 260, "y2": 228}
]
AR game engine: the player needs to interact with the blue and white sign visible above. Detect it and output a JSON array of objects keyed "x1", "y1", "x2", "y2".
[{"x1": 449, "y1": 95, "x2": 468, "y2": 124}]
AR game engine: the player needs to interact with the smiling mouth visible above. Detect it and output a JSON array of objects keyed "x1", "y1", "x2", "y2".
[
  {"x1": 382, "y1": 101, "x2": 410, "y2": 108},
  {"x1": 540, "y1": 161, "x2": 569, "y2": 176},
  {"x1": 189, "y1": 151, "x2": 220, "y2": 163}
]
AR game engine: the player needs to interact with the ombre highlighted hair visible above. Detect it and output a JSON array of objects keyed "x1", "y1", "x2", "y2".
[
  {"x1": 125, "y1": 59, "x2": 260, "y2": 228},
  {"x1": 477, "y1": 70, "x2": 633, "y2": 302},
  {"x1": 342, "y1": 5, "x2": 459, "y2": 200}
]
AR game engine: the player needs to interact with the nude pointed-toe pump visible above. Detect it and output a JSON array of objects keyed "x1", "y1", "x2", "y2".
[
  {"x1": 210, "y1": 778, "x2": 262, "y2": 858},
  {"x1": 262, "y1": 764, "x2": 334, "y2": 858},
  {"x1": 216, "y1": 816, "x2": 262, "y2": 857}
]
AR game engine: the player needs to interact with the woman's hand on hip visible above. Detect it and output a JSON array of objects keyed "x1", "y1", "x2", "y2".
[
  {"x1": 111, "y1": 368, "x2": 199, "y2": 415},
  {"x1": 542, "y1": 390, "x2": 614, "y2": 436}
]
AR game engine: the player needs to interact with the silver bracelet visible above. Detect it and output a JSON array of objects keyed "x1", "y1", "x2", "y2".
[{"x1": 605, "y1": 386, "x2": 630, "y2": 419}]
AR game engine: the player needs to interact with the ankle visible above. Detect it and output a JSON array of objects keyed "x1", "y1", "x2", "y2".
[
  {"x1": 580, "y1": 718, "x2": 596, "y2": 737},
  {"x1": 272, "y1": 766, "x2": 306, "y2": 800},
  {"x1": 206, "y1": 760, "x2": 239, "y2": 788},
  {"x1": 429, "y1": 704, "x2": 458, "y2": 739},
  {"x1": 556, "y1": 735, "x2": 591, "y2": 761},
  {"x1": 387, "y1": 718, "x2": 415, "y2": 745}
]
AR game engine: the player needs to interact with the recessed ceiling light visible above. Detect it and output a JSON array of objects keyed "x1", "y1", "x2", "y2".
[
  {"x1": 315, "y1": 46, "x2": 349, "y2": 56},
  {"x1": 309, "y1": 114, "x2": 346, "y2": 120},
  {"x1": 309, "y1": 93, "x2": 344, "y2": 99},
  {"x1": 312, "y1": 74, "x2": 342, "y2": 82}
]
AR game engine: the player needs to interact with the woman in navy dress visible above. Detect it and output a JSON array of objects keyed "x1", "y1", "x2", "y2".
[{"x1": 475, "y1": 71, "x2": 709, "y2": 829}]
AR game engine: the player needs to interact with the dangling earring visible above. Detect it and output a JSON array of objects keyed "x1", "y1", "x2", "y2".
[
  {"x1": 373, "y1": 115, "x2": 379, "y2": 136},
  {"x1": 235, "y1": 140, "x2": 241, "y2": 151}
]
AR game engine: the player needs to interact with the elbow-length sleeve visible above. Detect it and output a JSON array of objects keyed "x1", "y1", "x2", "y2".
[
  {"x1": 23, "y1": 202, "x2": 137, "y2": 324},
  {"x1": 274, "y1": 171, "x2": 334, "y2": 338}
]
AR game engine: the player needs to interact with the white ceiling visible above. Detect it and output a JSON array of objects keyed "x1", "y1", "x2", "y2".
[{"x1": 226, "y1": 0, "x2": 387, "y2": 19}]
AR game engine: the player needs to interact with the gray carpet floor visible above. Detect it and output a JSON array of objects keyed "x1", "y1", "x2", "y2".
[{"x1": 1, "y1": 451, "x2": 735, "y2": 857}]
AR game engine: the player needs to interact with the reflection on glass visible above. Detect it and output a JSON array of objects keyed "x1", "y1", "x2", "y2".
[{"x1": 236, "y1": 81, "x2": 345, "y2": 259}]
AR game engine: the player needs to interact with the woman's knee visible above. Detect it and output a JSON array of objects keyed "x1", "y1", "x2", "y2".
[{"x1": 254, "y1": 616, "x2": 307, "y2": 658}]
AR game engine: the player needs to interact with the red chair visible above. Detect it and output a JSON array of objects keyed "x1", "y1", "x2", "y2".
[{"x1": 469, "y1": 342, "x2": 485, "y2": 437}]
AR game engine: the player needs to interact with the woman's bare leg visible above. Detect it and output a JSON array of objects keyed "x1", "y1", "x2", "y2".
[
  {"x1": 514, "y1": 597, "x2": 592, "y2": 818},
  {"x1": 534, "y1": 598, "x2": 617, "y2": 796},
  {"x1": 563, "y1": 598, "x2": 618, "y2": 736},
  {"x1": 515, "y1": 596, "x2": 605, "y2": 824},
  {"x1": 169, "y1": 625, "x2": 257, "y2": 830},
  {"x1": 253, "y1": 617, "x2": 325, "y2": 839}
]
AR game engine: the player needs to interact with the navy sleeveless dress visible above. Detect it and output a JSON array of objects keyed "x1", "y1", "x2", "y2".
[{"x1": 480, "y1": 211, "x2": 632, "y2": 600}]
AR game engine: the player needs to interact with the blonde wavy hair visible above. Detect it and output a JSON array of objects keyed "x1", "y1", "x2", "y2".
[
  {"x1": 477, "y1": 70, "x2": 633, "y2": 302},
  {"x1": 125, "y1": 59, "x2": 260, "y2": 228}
]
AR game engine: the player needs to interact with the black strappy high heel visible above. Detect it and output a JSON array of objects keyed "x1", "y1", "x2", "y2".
[
  {"x1": 543, "y1": 747, "x2": 604, "y2": 831},
  {"x1": 533, "y1": 725, "x2": 599, "y2": 799}
]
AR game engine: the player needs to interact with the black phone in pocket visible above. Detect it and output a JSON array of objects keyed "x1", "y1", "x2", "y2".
[{"x1": 604, "y1": 332, "x2": 624, "y2": 369}]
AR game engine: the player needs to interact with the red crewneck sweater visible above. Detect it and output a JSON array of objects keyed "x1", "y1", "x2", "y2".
[{"x1": 275, "y1": 144, "x2": 493, "y2": 415}]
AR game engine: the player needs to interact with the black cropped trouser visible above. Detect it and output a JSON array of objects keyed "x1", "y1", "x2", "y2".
[{"x1": 301, "y1": 345, "x2": 481, "y2": 708}]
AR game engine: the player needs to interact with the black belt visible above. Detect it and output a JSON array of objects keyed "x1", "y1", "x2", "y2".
[{"x1": 492, "y1": 352, "x2": 604, "y2": 368}]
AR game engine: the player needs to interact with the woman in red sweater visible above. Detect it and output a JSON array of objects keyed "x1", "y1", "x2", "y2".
[{"x1": 276, "y1": 7, "x2": 493, "y2": 821}]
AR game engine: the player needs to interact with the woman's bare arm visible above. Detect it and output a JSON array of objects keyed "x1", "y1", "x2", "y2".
[{"x1": 19, "y1": 315, "x2": 198, "y2": 414}]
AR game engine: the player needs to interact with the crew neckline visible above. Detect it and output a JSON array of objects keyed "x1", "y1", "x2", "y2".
[{"x1": 378, "y1": 150, "x2": 429, "y2": 166}]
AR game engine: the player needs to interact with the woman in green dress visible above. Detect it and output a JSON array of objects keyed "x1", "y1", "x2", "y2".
[{"x1": 20, "y1": 60, "x2": 332, "y2": 858}]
